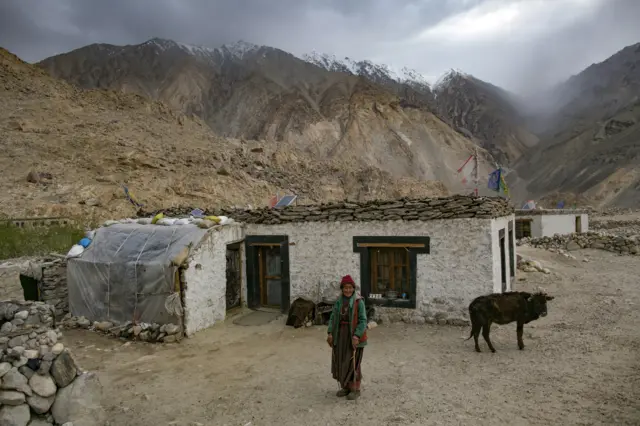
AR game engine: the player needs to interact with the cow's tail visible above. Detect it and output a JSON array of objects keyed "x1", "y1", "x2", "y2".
[{"x1": 463, "y1": 302, "x2": 477, "y2": 340}]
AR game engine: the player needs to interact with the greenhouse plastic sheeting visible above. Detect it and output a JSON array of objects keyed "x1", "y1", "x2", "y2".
[{"x1": 67, "y1": 223, "x2": 208, "y2": 325}]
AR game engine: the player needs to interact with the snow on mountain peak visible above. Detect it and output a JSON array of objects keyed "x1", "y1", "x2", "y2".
[
  {"x1": 221, "y1": 40, "x2": 260, "y2": 59},
  {"x1": 433, "y1": 68, "x2": 470, "y2": 91},
  {"x1": 301, "y1": 51, "x2": 432, "y2": 90},
  {"x1": 140, "y1": 38, "x2": 261, "y2": 61}
]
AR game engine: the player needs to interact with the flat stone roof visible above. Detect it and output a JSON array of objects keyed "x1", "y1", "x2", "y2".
[{"x1": 216, "y1": 195, "x2": 513, "y2": 224}]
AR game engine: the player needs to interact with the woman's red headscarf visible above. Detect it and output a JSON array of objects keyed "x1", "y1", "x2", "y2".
[{"x1": 340, "y1": 274, "x2": 355, "y2": 288}]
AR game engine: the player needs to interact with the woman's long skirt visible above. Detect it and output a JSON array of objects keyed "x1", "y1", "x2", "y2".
[{"x1": 331, "y1": 323, "x2": 364, "y2": 391}]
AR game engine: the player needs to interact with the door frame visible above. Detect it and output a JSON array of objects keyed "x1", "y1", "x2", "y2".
[
  {"x1": 244, "y1": 235, "x2": 290, "y2": 313},
  {"x1": 225, "y1": 242, "x2": 243, "y2": 311},
  {"x1": 499, "y1": 229, "x2": 507, "y2": 292}
]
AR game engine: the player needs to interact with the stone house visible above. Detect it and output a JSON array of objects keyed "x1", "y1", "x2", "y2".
[
  {"x1": 65, "y1": 222, "x2": 244, "y2": 339},
  {"x1": 515, "y1": 209, "x2": 589, "y2": 239},
  {"x1": 64, "y1": 195, "x2": 516, "y2": 339},
  {"x1": 223, "y1": 195, "x2": 516, "y2": 325}
]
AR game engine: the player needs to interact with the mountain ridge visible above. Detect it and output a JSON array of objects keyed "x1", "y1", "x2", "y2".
[
  {"x1": 36, "y1": 38, "x2": 500, "y2": 196},
  {"x1": 29, "y1": 37, "x2": 640, "y2": 209},
  {"x1": 0, "y1": 45, "x2": 462, "y2": 221}
]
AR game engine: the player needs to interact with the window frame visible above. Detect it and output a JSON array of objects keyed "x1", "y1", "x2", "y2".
[
  {"x1": 515, "y1": 219, "x2": 532, "y2": 239},
  {"x1": 353, "y1": 236, "x2": 430, "y2": 309}
]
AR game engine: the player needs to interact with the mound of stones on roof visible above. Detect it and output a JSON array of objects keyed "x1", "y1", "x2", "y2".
[
  {"x1": 518, "y1": 232, "x2": 640, "y2": 255},
  {"x1": 141, "y1": 195, "x2": 513, "y2": 224},
  {"x1": 0, "y1": 301, "x2": 105, "y2": 425},
  {"x1": 61, "y1": 315, "x2": 183, "y2": 344}
]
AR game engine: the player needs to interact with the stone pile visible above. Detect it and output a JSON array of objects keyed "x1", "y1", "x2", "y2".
[
  {"x1": 518, "y1": 232, "x2": 640, "y2": 255},
  {"x1": 0, "y1": 302, "x2": 105, "y2": 425},
  {"x1": 517, "y1": 257, "x2": 551, "y2": 274},
  {"x1": 0, "y1": 355, "x2": 103, "y2": 425},
  {"x1": 62, "y1": 315, "x2": 183, "y2": 344},
  {"x1": 590, "y1": 220, "x2": 640, "y2": 238},
  {"x1": 140, "y1": 195, "x2": 514, "y2": 224},
  {"x1": 0, "y1": 301, "x2": 56, "y2": 335}
]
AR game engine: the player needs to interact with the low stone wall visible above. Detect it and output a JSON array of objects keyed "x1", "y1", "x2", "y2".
[
  {"x1": 0, "y1": 301, "x2": 105, "y2": 425},
  {"x1": 590, "y1": 220, "x2": 640, "y2": 238},
  {"x1": 38, "y1": 260, "x2": 68, "y2": 318},
  {"x1": 62, "y1": 315, "x2": 184, "y2": 344},
  {"x1": 517, "y1": 232, "x2": 640, "y2": 255},
  {"x1": 1, "y1": 256, "x2": 70, "y2": 318},
  {"x1": 373, "y1": 306, "x2": 469, "y2": 326},
  {"x1": 139, "y1": 195, "x2": 514, "y2": 224},
  {"x1": 0, "y1": 301, "x2": 56, "y2": 334}
]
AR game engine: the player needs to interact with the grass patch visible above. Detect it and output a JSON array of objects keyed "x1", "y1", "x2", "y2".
[{"x1": 0, "y1": 224, "x2": 85, "y2": 260}]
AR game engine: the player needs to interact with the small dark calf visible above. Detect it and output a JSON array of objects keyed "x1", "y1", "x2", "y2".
[
  {"x1": 286, "y1": 298, "x2": 316, "y2": 328},
  {"x1": 465, "y1": 291, "x2": 554, "y2": 353}
]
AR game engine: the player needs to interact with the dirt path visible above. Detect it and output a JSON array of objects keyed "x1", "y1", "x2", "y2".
[{"x1": 64, "y1": 248, "x2": 640, "y2": 426}]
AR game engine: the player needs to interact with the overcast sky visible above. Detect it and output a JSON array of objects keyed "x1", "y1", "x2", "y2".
[{"x1": 1, "y1": 0, "x2": 639, "y2": 94}]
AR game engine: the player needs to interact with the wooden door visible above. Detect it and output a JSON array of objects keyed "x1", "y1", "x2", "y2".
[
  {"x1": 245, "y1": 236, "x2": 290, "y2": 312},
  {"x1": 575, "y1": 216, "x2": 582, "y2": 233},
  {"x1": 258, "y1": 245, "x2": 283, "y2": 307}
]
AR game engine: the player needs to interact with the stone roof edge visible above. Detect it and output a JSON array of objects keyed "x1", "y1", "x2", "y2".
[
  {"x1": 515, "y1": 209, "x2": 589, "y2": 216},
  {"x1": 222, "y1": 195, "x2": 514, "y2": 225}
]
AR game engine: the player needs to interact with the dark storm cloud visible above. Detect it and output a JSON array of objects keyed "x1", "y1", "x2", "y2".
[{"x1": 1, "y1": 0, "x2": 639, "y2": 94}]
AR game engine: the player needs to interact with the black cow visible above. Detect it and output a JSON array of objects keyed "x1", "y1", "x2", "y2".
[
  {"x1": 465, "y1": 291, "x2": 554, "y2": 353},
  {"x1": 286, "y1": 298, "x2": 316, "y2": 328}
]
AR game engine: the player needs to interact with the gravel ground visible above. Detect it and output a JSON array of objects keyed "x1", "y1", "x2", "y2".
[{"x1": 63, "y1": 247, "x2": 640, "y2": 426}]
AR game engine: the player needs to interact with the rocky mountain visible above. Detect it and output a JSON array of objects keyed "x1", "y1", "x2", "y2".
[
  {"x1": 432, "y1": 70, "x2": 539, "y2": 166},
  {"x1": 302, "y1": 51, "x2": 435, "y2": 108},
  {"x1": 36, "y1": 38, "x2": 498, "y2": 197},
  {"x1": 0, "y1": 47, "x2": 458, "y2": 222},
  {"x1": 512, "y1": 42, "x2": 640, "y2": 208}
]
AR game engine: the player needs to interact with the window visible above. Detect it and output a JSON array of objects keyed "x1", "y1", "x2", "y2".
[
  {"x1": 515, "y1": 219, "x2": 532, "y2": 239},
  {"x1": 370, "y1": 248, "x2": 410, "y2": 297},
  {"x1": 353, "y1": 236, "x2": 430, "y2": 309}
]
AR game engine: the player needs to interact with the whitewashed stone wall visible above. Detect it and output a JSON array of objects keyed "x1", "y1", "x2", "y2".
[
  {"x1": 517, "y1": 213, "x2": 589, "y2": 238},
  {"x1": 0, "y1": 262, "x2": 25, "y2": 301},
  {"x1": 183, "y1": 224, "x2": 244, "y2": 336},
  {"x1": 244, "y1": 218, "x2": 501, "y2": 325}
]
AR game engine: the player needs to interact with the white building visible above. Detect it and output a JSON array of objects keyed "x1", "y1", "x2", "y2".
[
  {"x1": 67, "y1": 195, "x2": 517, "y2": 337},
  {"x1": 515, "y1": 209, "x2": 589, "y2": 239},
  {"x1": 219, "y1": 195, "x2": 516, "y2": 328}
]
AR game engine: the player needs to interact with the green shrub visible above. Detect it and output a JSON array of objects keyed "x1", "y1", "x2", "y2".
[{"x1": 0, "y1": 224, "x2": 85, "y2": 260}]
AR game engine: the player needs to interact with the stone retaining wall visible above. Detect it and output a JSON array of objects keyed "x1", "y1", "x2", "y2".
[
  {"x1": 140, "y1": 195, "x2": 514, "y2": 224},
  {"x1": 62, "y1": 315, "x2": 183, "y2": 344},
  {"x1": 0, "y1": 301, "x2": 105, "y2": 425},
  {"x1": 13, "y1": 257, "x2": 69, "y2": 318},
  {"x1": 517, "y1": 232, "x2": 639, "y2": 255},
  {"x1": 38, "y1": 261, "x2": 68, "y2": 318}
]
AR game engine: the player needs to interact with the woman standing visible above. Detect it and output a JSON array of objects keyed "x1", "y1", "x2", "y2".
[{"x1": 326, "y1": 274, "x2": 368, "y2": 400}]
